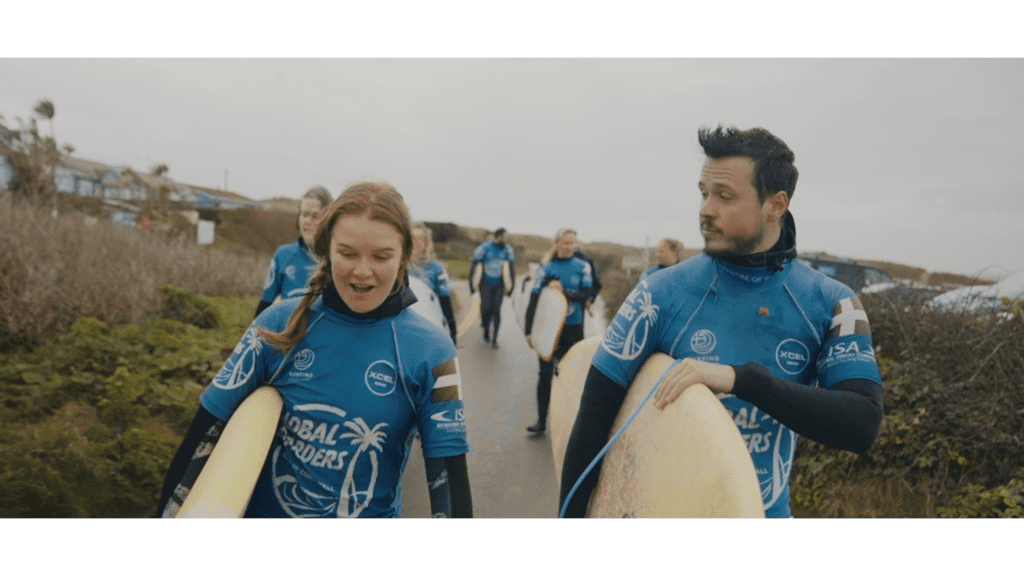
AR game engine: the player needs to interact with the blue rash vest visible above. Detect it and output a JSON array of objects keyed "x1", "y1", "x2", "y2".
[
  {"x1": 200, "y1": 285, "x2": 469, "y2": 518},
  {"x1": 593, "y1": 253, "x2": 882, "y2": 518},
  {"x1": 471, "y1": 240, "x2": 516, "y2": 287},
  {"x1": 261, "y1": 238, "x2": 319, "y2": 301},
  {"x1": 410, "y1": 259, "x2": 452, "y2": 297},
  {"x1": 532, "y1": 256, "x2": 594, "y2": 326}
]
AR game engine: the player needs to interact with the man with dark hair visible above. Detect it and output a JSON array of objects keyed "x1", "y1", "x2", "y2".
[
  {"x1": 469, "y1": 227, "x2": 516, "y2": 348},
  {"x1": 559, "y1": 125, "x2": 883, "y2": 518}
]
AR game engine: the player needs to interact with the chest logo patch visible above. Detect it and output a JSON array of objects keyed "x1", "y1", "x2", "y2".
[
  {"x1": 285, "y1": 265, "x2": 297, "y2": 279},
  {"x1": 293, "y1": 348, "x2": 315, "y2": 371},
  {"x1": 690, "y1": 329, "x2": 717, "y2": 356},
  {"x1": 365, "y1": 360, "x2": 398, "y2": 397},
  {"x1": 776, "y1": 338, "x2": 811, "y2": 375}
]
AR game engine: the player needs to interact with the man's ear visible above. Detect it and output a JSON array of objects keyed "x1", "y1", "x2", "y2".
[{"x1": 765, "y1": 190, "x2": 789, "y2": 221}]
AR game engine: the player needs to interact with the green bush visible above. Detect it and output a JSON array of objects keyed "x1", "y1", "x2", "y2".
[
  {"x1": 791, "y1": 293, "x2": 1024, "y2": 517},
  {"x1": 0, "y1": 290, "x2": 254, "y2": 517}
]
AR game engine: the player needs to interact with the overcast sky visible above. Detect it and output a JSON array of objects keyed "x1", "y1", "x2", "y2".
[{"x1": 2, "y1": 9, "x2": 1021, "y2": 281}]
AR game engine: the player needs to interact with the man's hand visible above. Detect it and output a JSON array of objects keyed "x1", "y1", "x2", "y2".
[{"x1": 653, "y1": 359, "x2": 736, "y2": 410}]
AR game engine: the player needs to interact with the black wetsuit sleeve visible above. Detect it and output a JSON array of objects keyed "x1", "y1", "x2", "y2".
[
  {"x1": 254, "y1": 299, "x2": 273, "y2": 319},
  {"x1": 732, "y1": 363, "x2": 883, "y2": 454},
  {"x1": 439, "y1": 295, "x2": 457, "y2": 344},
  {"x1": 155, "y1": 405, "x2": 224, "y2": 517},
  {"x1": 424, "y1": 454, "x2": 473, "y2": 518},
  {"x1": 558, "y1": 365, "x2": 627, "y2": 518},
  {"x1": 563, "y1": 286, "x2": 594, "y2": 305},
  {"x1": 467, "y1": 261, "x2": 479, "y2": 293},
  {"x1": 523, "y1": 291, "x2": 541, "y2": 336}
]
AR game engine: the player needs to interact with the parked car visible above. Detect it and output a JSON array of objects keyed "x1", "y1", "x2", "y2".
[
  {"x1": 799, "y1": 257, "x2": 893, "y2": 292},
  {"x1": 861, "y1": 280, "x2": 946, "y2": 302},
  {"x1": 930, "y1": 270, "x2": 1024, "y2": 315}
]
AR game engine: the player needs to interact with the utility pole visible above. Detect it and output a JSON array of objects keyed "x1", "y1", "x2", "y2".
[{"x1": 224, "y1": 169, "x2": 228, "y2": 191}]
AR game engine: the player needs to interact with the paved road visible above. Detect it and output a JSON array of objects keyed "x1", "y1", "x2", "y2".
[{"x1": 400, "y1": 282, "x2": 606, "y2": 518}]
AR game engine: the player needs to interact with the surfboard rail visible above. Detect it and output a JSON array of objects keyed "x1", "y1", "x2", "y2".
[{"x1": 176, "y1": 386, "x2": 283, "y2": 518}]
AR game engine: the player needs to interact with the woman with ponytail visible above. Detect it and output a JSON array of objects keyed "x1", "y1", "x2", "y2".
[
  {"x1": 158, "y1": 181, "x2": 473, "y2": 518},
  {"x1": 254, "y1": 185, "x2": 333, "y2": 318}
]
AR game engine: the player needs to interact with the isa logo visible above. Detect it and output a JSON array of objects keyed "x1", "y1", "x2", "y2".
[
  {"x1": 365, "y1": 360, "x2": 398, "y2": 397},
  {"x1": 776, "y1": 339, "x2": 811, "y2": 375}
]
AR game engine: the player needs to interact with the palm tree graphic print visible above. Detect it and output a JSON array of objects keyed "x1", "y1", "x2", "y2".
[
  {"x1": 271, "y1": 411, "x2": 389, "y2": 518},
  {"x1": 602, "y1": 288, "x2": 659, "y2": 361},
  {"x1": 339, "y1": 418, "x2": 388, "y2": 517}
]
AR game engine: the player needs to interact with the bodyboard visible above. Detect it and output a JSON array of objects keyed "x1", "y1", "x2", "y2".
[
  {"x1": 176, "y1": 386, "x2": 284, "y2": 518},
  {"x1": 530, "y1": 286, "x2": 569, "y2": 362},
  {"x1": 550, "y1": 337, "x2": 764, "y2": 518},
  {"x1": 407, "y1": 275, "x2": 448, "y2": 333}
]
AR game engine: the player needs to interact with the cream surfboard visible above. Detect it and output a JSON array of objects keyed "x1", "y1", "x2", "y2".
[
  {"x1": 455, "y1": 292, "x2": 481, "y2": 341},
  {"x1": 550, "y1": 337, "x2": 764, "y2": 518},
  {"x1": 530, "y1": 286, "x2": 569, "y2": 362},
  {"x1": 455, "y1": 264, "x2": 485, "y2": 340},
  {"x1": 408, "y1": 275, "x2": 449, "y2": 333},
  {"x1": 176, "y1": 386, "x2": 283, "y2": 518},
  {"x1": 501, "y1": 261, "x2": 513, "y2": 296}
]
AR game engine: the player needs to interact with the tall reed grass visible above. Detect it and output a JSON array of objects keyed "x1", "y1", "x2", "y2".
[{"x1": 0, "y1": 197, "x2": 266, "y2": 347}]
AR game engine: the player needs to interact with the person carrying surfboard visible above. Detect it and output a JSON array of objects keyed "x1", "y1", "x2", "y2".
[
  {"x1": 637, "y1": 237, "x2": 684, "y2": 283},
  {"x1": 254, "y1": 185, "x2": 333, "y2": 318},
  {"x1": 411, "y1": 222, "x2": 458, "y2": 345},
  {"x1": 468, "y1": 227, "x2": 516, "y2": 348},
  {"x1": 560, "y1": 126, "x2": 883, "y2": 518},
  {"x1": 524, "y1": 228, "x2": 595, "y2": 437},
  {"x1": 157, "y1": 181, "x2": 473, "y2": 518}
]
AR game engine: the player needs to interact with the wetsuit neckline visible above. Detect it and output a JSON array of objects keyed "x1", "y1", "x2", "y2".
[
  {"x1": 706, "y1": 211, "x2": 798, "y2": 272},
  {"x1": 321, "y1": 272, "x2": 418, "y2": 320}
]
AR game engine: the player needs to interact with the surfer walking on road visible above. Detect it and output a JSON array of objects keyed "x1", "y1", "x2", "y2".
[
  {"x1": 157, "y1": 181, "x2": 473, "y2": 518},
  {"x1": 411, "y1": 222, "x2": 459, "y2": 345},
  {"x1": 637, "y1": 237, "x2": 684, "y2": 283},
  {"x1": 254, "y1": 185, "x2": 333, "y2": 318},
  {"x1": 469, "y1": 227, "x2": 516, "y2": 348},
  {"x1": 559, "y1": 126, "x2": 883, "y2": 518},
  {"x1": 524, "y1": 228, "x2": 595, "y2": 437}
]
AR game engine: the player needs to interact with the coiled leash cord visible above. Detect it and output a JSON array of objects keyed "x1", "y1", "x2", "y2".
[{"x1": 558, "y1": 358, "x2": 683, "y2": 518}]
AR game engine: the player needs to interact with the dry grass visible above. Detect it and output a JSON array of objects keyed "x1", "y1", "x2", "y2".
[{"x1": 0, "y1": 198, "x2": 266, "y2": 348}]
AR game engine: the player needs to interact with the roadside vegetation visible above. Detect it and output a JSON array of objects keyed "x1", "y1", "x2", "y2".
[{"x1": 791, "y1": 293, "x2": 1023, "y2": 517}]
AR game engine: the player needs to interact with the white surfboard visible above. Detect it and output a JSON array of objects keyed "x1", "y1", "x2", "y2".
[
  {"x1": 512, "y1": 271, "x2": 534, "y2": 331},
  {"x1": 407, "y1": 275, "x2": 449, "y2": 333},
  {"x1": 455, "y1": 292, "x2": 481, "y2": 341},
  {"x1": 530, "y1": 286, "x2": 569, "y2": 362},
  {"x1": 176, "y1": 386, "x2": 284, "y2": 518},
  {"x1": 551, "y1": 337, "x2": 764, "y2": 518}
]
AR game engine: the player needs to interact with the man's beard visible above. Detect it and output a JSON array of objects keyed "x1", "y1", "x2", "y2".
[{"x1": 701, "y1": 218, "x2": 765, "y2": 257}]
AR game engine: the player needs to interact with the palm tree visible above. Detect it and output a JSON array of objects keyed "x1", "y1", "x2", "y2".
[
  {"x1": 338, "y1": 418, "x2": 388, "y2": 517},
  {"x1": 33, "y1": 99, "x2": 58, "y2": 215}
]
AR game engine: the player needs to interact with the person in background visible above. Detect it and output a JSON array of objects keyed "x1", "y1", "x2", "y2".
[
  {"x1": 255, "y1": 185, "x2": 333, "y2": 318},
  {"x1": 411, "y1": 222, "x2": 459, "y2": 345},
  {"x1": 559, "y1": 126, "x2": 883, "y2": 518},
  {"x1": 523, "y1": 228, "x2": 595, "y2": 437},
  {"x1": 158, "y1": 181, "x2": 472, "y2": 518},
  {"x1": 469, "y1": 227, "x2": 516, "y2": 348},
  {"x1": 637, "y1": 237, "x2": 684, "y2": 282}
]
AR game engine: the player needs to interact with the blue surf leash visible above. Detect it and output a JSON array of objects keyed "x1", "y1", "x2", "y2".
[{"x1": 558, "y1": 358, "x2": 683, "y2": 518}]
